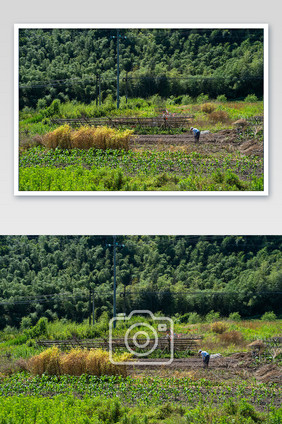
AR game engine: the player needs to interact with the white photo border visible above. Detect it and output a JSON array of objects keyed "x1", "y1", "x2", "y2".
[{"x1": 14, "y1": 23, "x2": 269, "y2": 197}]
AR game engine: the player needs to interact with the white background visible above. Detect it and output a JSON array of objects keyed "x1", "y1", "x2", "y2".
[{"x1": 0, "y1": 0, "x2": 281, "y2": 235}]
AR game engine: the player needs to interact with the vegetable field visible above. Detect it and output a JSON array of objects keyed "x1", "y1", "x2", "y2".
[{"x1": 18, "y1": 100, "x2": 265, "y2": 192}]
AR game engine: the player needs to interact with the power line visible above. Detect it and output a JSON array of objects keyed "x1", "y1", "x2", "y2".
[
  {"x1": 0, "y1": 291, "x2": 87, "y2": 306},
  {"x1": 0, "y1": 289, "x2": 281, "y2": 306},
  {"x1": 19, "y1": 74, "x2": 263, "y2": 90}
]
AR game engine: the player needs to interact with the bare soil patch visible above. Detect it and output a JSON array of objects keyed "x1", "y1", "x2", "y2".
[
  {"x1": 131, "y1": 129, "x2": 263, "y2": 157},
  {"x1": 128, "y1": 353, "x2": 281, "y2": 386}
]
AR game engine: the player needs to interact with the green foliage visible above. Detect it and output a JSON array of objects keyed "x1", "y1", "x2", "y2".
[
  {"x1": 261, "y1": 311, "x2": 277, "y2": 321},
  {"x1": 20, "y1": 316, "x2": 32, "y2": 330},
  {"x1": 0, "y1": 236, "x2": 281, "y2": 329},
  {"x1": 245, "y1": 94, "x2": 258, "y2": 102},
  {"x1": 187, "y1": 312, "x2": 202, "y2": 324},
  {"x1": 216, "y1": 94, "x2": 227, "y2": 102},
  {"x1": 19, "y1": 28, "x2": 264, "y2": 109},
  {"x1": 206, "y1": 310, "x2": 221, "y2": 323},
  {"x1": 228, "y1": 312, "x2": 241, "y2": 321},
  {"x1": 19, "y1": 146, "x2": 264, "y2": 192},
  {"x1": 0, "y1": 377, "x2": 280, "y2": 423},
  {"x1": 196, "y1": 93, "x2": 209, "y2": 104}
]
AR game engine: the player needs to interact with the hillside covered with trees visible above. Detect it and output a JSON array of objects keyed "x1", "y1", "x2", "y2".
[
  {"x1": 19, "y1": 28, "x2": 264, "y2": 109},
  {"x1": 0, "y1": 236, "x2": 281, "y2": 329}
]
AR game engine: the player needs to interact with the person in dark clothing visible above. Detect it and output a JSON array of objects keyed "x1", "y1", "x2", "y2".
[
  {"x1": 198, "y1": 349, "x2": 210, "y2": 368},
  {"x1": 190, "y1": 127, "x2": 200, "y2": 142}
]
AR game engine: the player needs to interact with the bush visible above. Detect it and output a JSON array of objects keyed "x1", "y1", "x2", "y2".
[
  {"x1": 218, "y1": 330, "x2": 244, "y2": 346},
  {"x1": 206, "y1": 310, "x2": 220, "y2": 323},
  {"x1": 196, "y1": 93, "x2": 209, "y2": 104},
  {"x1": 209, "y1": 110, "x2": 229, "y2": 123},
  {"x1": 224, "y1": 171, "x2": 246, "y2": 190},
  {"x1": 20, "y1": 316, "x2": 32, "y2": 330},
  {"x1": 211, "y1": 322, "x2": 228, "y2": 334},
  {"x1": 238, "y1": 400, "x2": 261, "y2": 422},
  {"x1": 261, "y1": 311, "x2": 277, "y2": 321},
  {"x1": 228, "y1": 312, "x2": 241, "y2": 321},
  {"x1": 201, "y1": 103, "x2": 215, "y2": 114},
  {"x1": 216, "y1": 94, "x2": 227, "y2": 102},
  {"x1": 188, "y1": 312, "x2": 202, "y2": 324},
  {"x1": 182, "y1": 95, "x2": 193, "y2": 105},
  {"x1": 25, "y1": 317, "x2": 48, "y2": 339},
  {"x1": 244, "y1": 94, "x2": 258, "y2": 102}
]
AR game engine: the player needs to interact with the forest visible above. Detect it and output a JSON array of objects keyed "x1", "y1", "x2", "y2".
[
  {"x1": 0, "y1": 235, "x2": 281, "y2": 329},
  {"x1": 19, "y1": 28, "x2": 264, "y2": 109}
]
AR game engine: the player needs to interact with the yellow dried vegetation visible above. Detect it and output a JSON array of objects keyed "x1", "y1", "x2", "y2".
[
  {"x1": 28, "y1": 346, "x2": 61, "y2": 376},
  {"x1": 27, "y1": 347, "x2": 131, "y2": 377},
  {"x1": 201, "y1": 103, "x2": 216, "y2": 114},
  {"x1": 210, "y1": 322, "x2": 228, "y2": 334},
  {"x1": 43, "y1": 125, "x2": 72, "y2": 149},
  {"x1": 42, "y1": 125, "x2": 133, "y2": 151}
]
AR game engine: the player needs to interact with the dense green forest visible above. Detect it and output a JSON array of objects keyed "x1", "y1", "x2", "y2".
[
  {"x1": 0, "y1": 236, "x2": 281, "y2": 329},
  {"x1": 19, "y1": 28, "x2": 264, "y2": 109}
]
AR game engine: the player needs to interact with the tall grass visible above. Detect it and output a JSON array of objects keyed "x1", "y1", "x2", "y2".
[{"x1": 42, "y1": 125, "x2": 133, "y2": 150}]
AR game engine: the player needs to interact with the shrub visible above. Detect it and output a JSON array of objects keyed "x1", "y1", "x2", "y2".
[
  {"x1": 228, "y1": 312, "x2": 241, "y2": 321},
  {"x1": 244, "y1": 94, "x2": 258, "y2": 102},
  {"x1": 209, "y1": 110, "x2": 229, "y2": 123},
  {"x1": 201, "y1": 103, "x2": 215, "y2": 114},
  {"x1": 196, "y1": 93, "x2": 209, "y2": 104},
  {"x1": 238, "y1": 400, "x2": 261, "y2": 422},
  {"x1": 216, "y1": 94, "x2": 227, "y2": 102},
  {"x1": 261, "y1": 311, "x2": 277, "y2": 321},
  {"x1": 182, "y1": 95, "x2": 193, "y2": 105},
  {"x1": 224, "y1": 171, "x2": 246, "y2": 190},
  {"x1": 188, "y1": 312, "x2": 202, "y2": 324},
  {"x1": 36, "y1": 98, "x2": 47, "y2": 110},
  {"x1": 211, "y1": 322, "x2": 228, "y2": 334},
  {"x1": 218, "y1": 331, "x2": 244, "y2": 346},
  {"x1": 206, "y1": 310, "x2": 220, "y2": 323},
  {"x1": 20, "y1": 316, "x2": 32, "y2": 330},
  {"x1": 25, "y1": 317, "x2": 48, "y2": 339}
]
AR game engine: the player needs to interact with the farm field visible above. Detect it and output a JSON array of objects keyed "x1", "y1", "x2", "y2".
[
  {"x1": 18, "y1": 100, "x2": 264, "y2": 192},
  {"x1": 0, "y1": 318, "x2": 281, "y2": 423}
]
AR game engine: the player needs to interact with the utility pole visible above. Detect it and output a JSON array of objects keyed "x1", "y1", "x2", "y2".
[
  {"x1": 113, "y1": 235, "x2": 117, "y2": 326},
  {"x1": 112, "y1": 30, "x2": 126, "y2": 109},
  {"x1": 89, "y1": 287, "x2": 92, "y2": 325},
  {"x1": 92, "y1": 287, "x2": 95, "y2": 325},
  {"x1": 117, "y1": 29, "x2": 120, "y2": 109},
  {"x1": 107, "y1": 235, "x2": 125, "y2": 328},
  {"x1": 99, "y1": 75, "x2": 101, "y2": 106},
  {"x1": 125, "y1": 72, "x2": 128, "y2": 104}
]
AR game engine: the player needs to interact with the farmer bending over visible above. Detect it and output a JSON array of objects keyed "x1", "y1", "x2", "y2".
[
  {"x1": 190, "y1": 127, "x2": 200, "y2": 142},
  {"x1": 198, "y1": 349, "x2": 210, "y2": 369}
]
